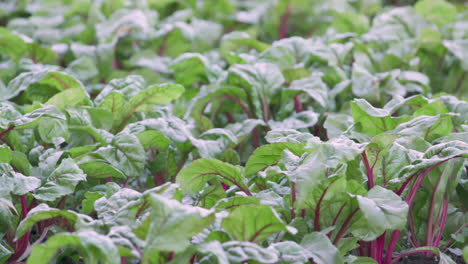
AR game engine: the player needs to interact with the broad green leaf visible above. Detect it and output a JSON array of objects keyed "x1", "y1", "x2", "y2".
[
  {"x1": 0, "y1": 163, "x2": 40, "y2": 195},
  {"x1": 33, "y1": 158, "x2": 87, "y2": 201},
  {"x1": 45, "y1": 87, "x2": 90, "y2": 109},
  {"x1": 66, "y1": 56, "x2": 99, "y2": 81},
  {"x1": 301, "y1": 232, "x2": 344, "y2": 264},
  {"x1": 287, "y1": 75, "x2": 329, "y2": 108},
  {"x1": 170, "y1": 53, "x2": 216, "y2": 86},
  {"x1": 215, "y1": 196, "x2": 260, "y2": 211},
  {"x1": 245, "y1": 142, "x2": 305, "y2": 177},
  {"x1": 38, "y1": 117, "x2": 69, "y2": 143},
  {"x1": 100, "y1": 92, "x2": 125, "y2": 115},
  {"x1": 228, "y1": 62, "x2": 284, "y2": 119},
  {"x1": 94, "y1": 188, "x2": 143, "y2": 226},
  {"x1": 125, "y1": 83, "x2": 185, "y2": 112},
  {"x1": 176, "y1": 158, "x2": 250, "y2": 196},
  {"x1": 351, "y1": 98, "x2": 410, "y2": 136},
  {"x1": 222, "y1": 241, "x2": 279, "y2": 264},
  {"x1": 142, "y1": 193, "x2": 215, "y2": 256},
  {"x1": 222, "y1": 205, "x2": 288, "y2": 243},
  {"x1": 27, "y1": 230, "x2": 120, "y2": 264},
  {"x1": 136, "y1": 130, "x2": 170, "y2": 150},
  {"x1": 0, "y1": 27, "x2": 27, "y2": 59},
  {"x1": 443, "y1": 39, "x2": 468, "y2": 71},
  {"x1": 269, "y1": 110, "x2": 319, "y2": 130},
  {"x1": 415, "y1": 0, "x2": 457, "y2": 27},
  {"x1": 95, "y1": 9, "x2": 150, "y2": 42},
  {"x1": 1, "y1": 105, "x2": 66, "y2": 131},
  {"x1": 0, "y1": 197, "x2": 17, "y2": 233},
  {"x1": 292, "y1": 137, "x2": 365, "y2": 207},
  {"x1": 220, "y1": 31, "x2": 269, "y2": 58},
  {"x1": 94, "y1": 75, "x2": 146, "y2": 106},
  {"x1": 15, "y1": 203, "x2": 83, "y2": 239},
  {"x1": 0, "y1": 145, "x2": 12, "y2": 163},
  {"x1": 94, "y1": 132, "x2": 145, "y2": 179},
  {"x1": 351, "y1": 186, "x2": 409, "y2": 241},
  {"x1": 268, "y1": 241, "x2": 309, "y2": 263},
  {"x1": 332, "y1": 12, "x2": 369, "y2": 34},
  {"x1": 324, "y1": 114, "x2": 354, "y2": 139},
  {"x1": 0, "y1": 241, "x2": 11, "y2": 263},
  {"x1": 116, "y1": 83, "x2": 184, "y2": 131},
  {"x1": 81, "y1": 191, "x2": 104, "y2": 215},
  {"x1": 346, "y1": 256, "x2": 378, "y2": 263},
  {"x1": 4, "y1": 70, "x2": 84, "y2": 101},
  {"x1": 463, "y1": 246, "x2": 468, "y2": 263}
]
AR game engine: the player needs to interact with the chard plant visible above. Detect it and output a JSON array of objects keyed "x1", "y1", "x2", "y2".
[{"x1": 0, "y1": 0, "x2": 467, "y2": 264}]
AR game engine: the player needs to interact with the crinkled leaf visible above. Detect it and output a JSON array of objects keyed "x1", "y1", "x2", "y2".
[
  {"x1": 33, "y1": 158, "x2": 86, "y2": 201},
  {"x1": 15, "y1": 203, "x2": 84, "y2": 239},
  {"x1": 142, "y1": 193, "x2": 215, "y2": 256},
  {"x1": 222, "y1": 205, "x2": 288, "y2": 243},
  {"x1": 351, "y1": 186, "x2": 408, "y2": 241},
  {"x1": 27, "y1": 230, "x2": 120, "y2": 264},
  {"x1": 301, "y1": 232, "x2": 344, "y2": 264},
  {"x1": 94, "y1": 132, "x2": 145, "y2": 178},
  {"x1": 222, "y1": 241, "x2": 279, "y2": 264},
  {"x1": 176, "y1": 158, "x2": 249, "y2": 196},
  {"x1": 3, "y1": 70, "x2": 84, "y2": 101},
  {"x1": 245, "y1": 142, "x2": 305, "y2": 177},
  {"x1": 0, "y1": 163, "x2": 40, "y2": 196}
]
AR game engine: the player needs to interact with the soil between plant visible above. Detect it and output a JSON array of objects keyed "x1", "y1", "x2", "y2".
[{"x1": 396, "y1": 254, "x2": 466, "y2": 264}]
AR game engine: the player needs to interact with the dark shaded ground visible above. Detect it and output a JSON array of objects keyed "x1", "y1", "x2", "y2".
[{"x1": 397, "y1": 253, "x2": 466, "y2": 264}]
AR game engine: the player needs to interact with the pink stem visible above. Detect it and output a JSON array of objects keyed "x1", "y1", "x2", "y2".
[
  {"x1": 362, "y1": 152, "x2": 374, "y2": 189},
  {"x1": 433, "y1": 198, "x2": 449, "y2": 247},
  {"x1": 278, "y1": 2, "x2": 291, "y2": 39},
  {"x1": 0, "y1": 126, "x2": 15, "y2": 139},
  {"x1": 291, "y1": 182, "x2": 297, "y2": 219},
  {"x1": 294, "y1": 96, "x2": 302, "y2": 112},
  {"x1": 426, "y1": 167, "x2": 445, "y2": 246},
  {"x1": 385, "y1": 159, "x2": 452, "y2": 264},
  {"x1": 333, "y1": 208, "x2": 359, "y2": 245},
  {"x1": 314, "y1": 184, "x2": 333, "y2": 231}
]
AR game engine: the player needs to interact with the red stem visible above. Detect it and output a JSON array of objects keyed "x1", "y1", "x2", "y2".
[
  {"x1": 0, "y1": 126, "x2": 15, "y2": 139},
  {"x1": 375, "y1": 232, "x2": 386, "y2": 263},
  {"x1": 294, "y1": 96, "x2": 302, "y2": 113},
  {"x1": 328, "y1": 203, "x2": 347, "y2": 238},
  {"x1": 278, "y1": 1, "x2": 291, "y2": 39},
  {"x1": 396, "y1": 172, "x2": 418, "y2": 195},
  {"x1": 158, "y1": 34, "x2": 168, "y2": 56},
  {"x1": 362, "y1": 152, "x2": 374, "y2": 189},
  {"x1": 333, "y1": 208, "x2": 359, "y2": 245},
  {"x1": 20, "y1": 195, "x2": 28, "y2": 218},
  {"x1": 291, "y1": 182, "x2": 297, "y2": 220},
  {"x1": 433, "y1": 198, "x2": 449, "y2": 247},
  {"x1": 426, "y1": 167, "x2": 445, "y2": 246},
  {"x1": 408, "y1": 210, "x2": 420, "y2": 248},
  {"x1": 252, "y1": 128, "x2": 260, "y2": 149},
  {"x1": 384, "y1": 159, "x2": 452, "y2": 264},
  {"x1": 221, "y1": 95, "x2": 260, "y2": 148},
  {"x1": 261, "y1": 96, "x2": 269, "y2": 123},
  {"x1": 123, "y1": 177, "x2": 130, "y2": 188},
  {"x1": 153, "y1": 171, "x2": 166, "y2": 186},
  {"x1": 314, "y1": 184, "x2": 333, "y2": 231},
  {"x1": 10, "y1": 195, "x2": 30, "y2": 262}
]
